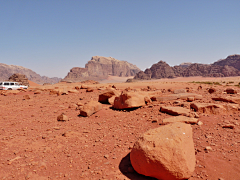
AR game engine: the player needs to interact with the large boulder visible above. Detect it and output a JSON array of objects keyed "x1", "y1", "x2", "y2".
[
  {"x1": 80, "y1": 101, "x2": 102, "y2": 117},
  {"x1": 98, "y1": 89, "x2": 120, "y2": 104},
  {"x1": 113, "y1": 91, "x2": 146, "y2": 109},
  {"x1": 130, "y1": 122, "x2": 196, "y2": 180}
]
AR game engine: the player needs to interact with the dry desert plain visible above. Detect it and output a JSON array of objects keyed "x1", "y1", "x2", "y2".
[{"x1": 0, "y1": 76, "x2": 240, "y2": 180}]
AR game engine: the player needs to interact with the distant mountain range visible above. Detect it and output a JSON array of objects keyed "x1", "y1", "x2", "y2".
[
  {"x1": 133, "y1": 54, "x2": 240, "y2": 80},
  {"x1": 0, "y1": 63, "x2": 61, "y2": 84},
  {"x1": 1, "y1": 54, "x2": 240, "y2": 84}
]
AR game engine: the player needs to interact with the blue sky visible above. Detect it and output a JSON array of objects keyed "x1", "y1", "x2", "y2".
[{"x1": 0, "y1": 0, "x2": 240, "y2": 78}]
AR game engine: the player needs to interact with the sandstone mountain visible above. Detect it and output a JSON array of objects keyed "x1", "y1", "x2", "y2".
[
  {"x1": 0, "y1": 63, "x2": 61, "y2": 84},
  {"x1": 134, "y1": 54, "x2": 240, "y2": 80},
  {"x1": 63, "y1": 56, "x2": 141, "y2": 82}
]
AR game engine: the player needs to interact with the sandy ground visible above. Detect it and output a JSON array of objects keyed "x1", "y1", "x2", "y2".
[{"x1": 0, "y1": 76, "x2": 240, "y2": 180}]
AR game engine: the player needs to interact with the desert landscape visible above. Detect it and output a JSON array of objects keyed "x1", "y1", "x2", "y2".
[{"x1": 0, "y1": 76, "x2": 240, "y2": 180}]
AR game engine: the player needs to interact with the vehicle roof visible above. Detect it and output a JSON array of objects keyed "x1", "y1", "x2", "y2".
[{"x1": 0, "y1": 82, "x2": 21, "y2": 84}]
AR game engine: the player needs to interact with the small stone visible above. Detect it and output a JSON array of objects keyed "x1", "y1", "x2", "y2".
[
  {"x1": 23, "y1": 95, "x2": 31, "y2": 100},
  {"x1": 57, "y1": 113, "x2": 68, "y2": 121},
  {"x1": 222, "y1": 124, "x2": 235, "y2": 129},
  {"x1": 198, "y1": 121, "x2": 203, "y2": 126},
  {"x1": 187, "y1": 97, "x2": 194, "y2": 102},
  {"x1": 205, "y1": 146, "x2": 212, "y2": 153},
  {"x1": 208, "y1": 88, "x2": 216, "y2": 94},
  {"x1": 104, "y1": 155, "x2": 109, "y2": 159}
]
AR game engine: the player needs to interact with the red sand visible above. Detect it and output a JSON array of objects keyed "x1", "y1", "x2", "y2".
[{"x1": 0, "y1": 77, "x2": 239, "y2": 180}]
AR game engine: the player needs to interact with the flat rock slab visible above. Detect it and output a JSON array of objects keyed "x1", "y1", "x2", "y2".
[
  {"x1": 174, "y1": 89, "x2": 186, "y2": 94},
  {"x1": 160, "y1": 106, "x2": 190, "y2": 116},
  {"x1": 190, "y1": 103, "x2": 226, "y2": 114},
  {"x1": 162, "y1": 116, "x2": 198, "y2": 124},
  {"x1": 170, "y1": 93, "x2": 203, "y2": 100},
  {"x1": 212, "y1": 96, "x2": 240, "y2": 104},
  {"x1": 151, "y1": 93, "x2": 202, "y2": 102}
]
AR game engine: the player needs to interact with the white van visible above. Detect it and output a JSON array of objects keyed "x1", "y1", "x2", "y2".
[{"x1": 0, "y1": 82, "x2": 28, "y2": 90}]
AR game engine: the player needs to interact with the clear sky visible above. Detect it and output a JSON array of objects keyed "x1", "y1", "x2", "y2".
[{"x1": 0, "y1": 0, "x2": 240, "y2": 78}]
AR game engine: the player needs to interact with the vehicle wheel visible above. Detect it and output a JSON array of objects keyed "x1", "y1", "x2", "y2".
[{"x1": 8, "y1": 88, "x2": 12, "y2": 90}]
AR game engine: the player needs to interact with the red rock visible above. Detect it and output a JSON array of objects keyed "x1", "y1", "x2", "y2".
[
  {"x1": 130, "y1": 122, "x2": 196, "y2": 180},
  {"x1": 68, "y1": 89, "x2": 79, "y2": 93},
  {"x1": 23, "y1": 95, "x2": 31, "y2": 100},
  {"x1": 151, "y1": 93, "x2": 202, "y2": 102},
  {"x1": 81, "y1": 85, "x2": 88, "y2": 89},
  {"x1": 98, "y1": 89, "x2": 120, "y2": 104},
  {"x1": 212, "y1": 96, "x2": 240, "y2": 104},
  {"x1": 190, "y1": 103, "x2": 226, "y2": 114},
  {"x1": 162, "y1": 116, "x2": 198, "y2": 124},
  {"x1": 80, "y1": 101, "x2": 102, "y2": 117},
  {"x1": 57, "y1": 114, "x2": 68, "y2": 121},
  {"x1": 113, "y1": 91, "x2": 146, "y2": 109},
  {"x1": 34, "y1": 90, "x2": 42, "y2": 94},
  {"x1": 222, "y1": 124, "x2": 235, "y2": 129},
  {"x1": 174, "y1": 89, "x2": 186, "y2": 94},
  {"x1": 86, "y1": 88, "x2": 94, "y2": 92},
  {"x1": 208, "y1": 88, "x2": 216, "y2": 94},
  {"x1": 187, "y1": 97, "x2": 194, "y2": 102},
  {"x1": 225, "y1": 88, "x2": 237, "y2": 94},
  {"x1": 160, "y1": 106, "x2": 190, "y2": 116}
]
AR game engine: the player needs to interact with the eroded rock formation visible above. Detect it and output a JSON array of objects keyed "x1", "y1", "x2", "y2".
[{"x1": 63, "y1": 56, "x2": 141, "y2": 82}]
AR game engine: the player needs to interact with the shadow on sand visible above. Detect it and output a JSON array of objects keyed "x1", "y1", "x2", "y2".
[{"x1": 119, "y1": 153, "x2": 157, "y2": 180}]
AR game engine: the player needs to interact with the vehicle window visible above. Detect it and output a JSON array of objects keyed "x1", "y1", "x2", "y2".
[
  {"x1": 10, "y1": 83, "x2": 14, "y2": 85},
  {"x1": 4, "y1": 83, "x2": 9, "y2": 85},
  {"x1": 0, "y1": 82, "x2": 2, "y2": 85},
  {"x1": 15, "y1": 83, "x2": 19, "y2": 86}
]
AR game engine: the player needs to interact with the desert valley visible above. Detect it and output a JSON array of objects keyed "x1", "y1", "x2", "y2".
[{"x1": 0, "y1": 55, "x2": 240, "y2": 180}]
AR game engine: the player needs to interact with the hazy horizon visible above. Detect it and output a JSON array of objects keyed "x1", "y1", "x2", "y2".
[{"x1": 1, "y1": 1, "x2": 239, "y2": 78}]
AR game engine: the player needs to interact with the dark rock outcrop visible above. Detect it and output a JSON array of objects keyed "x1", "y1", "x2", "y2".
[
  {"x1": 213, "y1": 54, "x2": 240, "y2": 70},
  {"x1": 8, "y1": 73, "x2": 29, "y2": 86},
  {"x1": 134, "y1": 61, "x2": 175, "y2": 80},
  {"x1": 134, "y1": 55, "x2": 240, "y2": 80},
  {"x1": 0, "y1": 63, "x2": 61, "y2": 84},
  {"x1": 63, "y1": 56, "x2": 141, "y2": 82}
]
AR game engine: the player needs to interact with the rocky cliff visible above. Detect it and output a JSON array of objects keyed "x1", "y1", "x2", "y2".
[
  {"x1": 213, "y1": 54, "x2": 240, "y2": 70},
  {"x1": 63, "y1": 56, "x2": 141, "y2": 82},
  {"x1": 134, "y1": 54, "x2": 240, "y2": 80},
  {"x1": 0, "y1": 63, "x2": 61, "y2": 84}
]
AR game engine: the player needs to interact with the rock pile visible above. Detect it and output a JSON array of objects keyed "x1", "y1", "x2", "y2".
[{"x1": 8, "y1": 73, "x2": 29, "y2": 86}]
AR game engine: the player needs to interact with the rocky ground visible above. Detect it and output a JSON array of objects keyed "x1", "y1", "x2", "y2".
[{"x1": 0, "y1": 78, "x2": 240, "y2": 180}]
